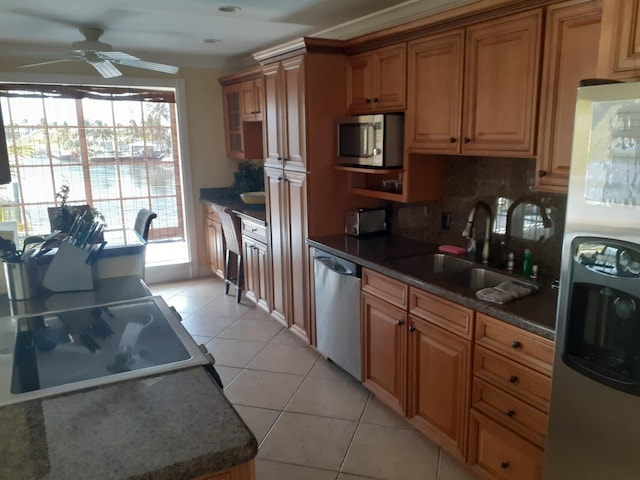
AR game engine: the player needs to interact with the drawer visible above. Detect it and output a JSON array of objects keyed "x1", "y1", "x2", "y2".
[
  {"x1": 474, "y1": 346, "x2": 551, "y2": 413},
  {"x1": 409, "y1": 287, "x2": 474, "y2": 340},
  {"x1": 241, "y1": 218, "x2": 267, "y2": 243},
  {"x1": 476, "y1": 313, "x2": 554, "y2": 376},
  {"x1": 362, "y1": 268, "x2": 408, "y2": 309},
  {"x1": 469, "y1": 409, "x2": 544, "y2": 480},
  {"x1": 472, "y1": 378, "x2": 548, "y2": 448}
]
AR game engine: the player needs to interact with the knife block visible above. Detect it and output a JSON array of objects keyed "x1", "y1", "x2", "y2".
[{"x1": 42, "y1": 241, "x2": 94, "y2": 292}]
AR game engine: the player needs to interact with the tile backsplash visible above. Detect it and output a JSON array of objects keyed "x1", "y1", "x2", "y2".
[{"x1": 390, "y1": 156, "x2": 567, "y2": 279}]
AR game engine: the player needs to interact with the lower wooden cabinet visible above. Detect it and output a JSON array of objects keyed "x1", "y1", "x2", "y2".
[
  {"x1": 192, "y1": 458, "x2": 255, "y2": 480},
  {"x1": 407, "y1": 315, "x2": 471, "y2": 459},
  {"x1": 241, "y1": 218, "x2": 270, "y2": 312},
  {"x1": 469, "y1": 313, "x2": 553, "y2": 480},
  {"x1": 361, "y1": 290, "x2": 407, "y2": 414},
  {"x1": 204, "y1": 205, "x2": 225, "y2": 279},
  {"x1": 360, "y1": 269, "x2": 554, "y2": 478},
  {"x1": 266, "y1": 167, "x2": 310, "y2": 341},
  {"x1": 468, "y1": 409, "x2": 544, "y2": 480},
  {"x1": 361, "y1": 269, "x2": 473, "y2": 460}
]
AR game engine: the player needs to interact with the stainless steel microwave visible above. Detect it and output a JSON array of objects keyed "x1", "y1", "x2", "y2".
[{"x1": 336, "y1": 113, "x2": 404, "y2": 168}]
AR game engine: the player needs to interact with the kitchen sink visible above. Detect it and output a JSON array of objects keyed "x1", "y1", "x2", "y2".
[
  {"x1": 451, "y1": 267, "x2": 539, "y2": 291},
  {"x1": 387, "y1": 253, "x2": 474, "y2": 274}
]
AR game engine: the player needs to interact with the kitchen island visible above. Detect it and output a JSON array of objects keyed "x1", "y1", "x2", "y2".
[{"x1": 0, "y1": 276, "x2": 257, "y2": 480}]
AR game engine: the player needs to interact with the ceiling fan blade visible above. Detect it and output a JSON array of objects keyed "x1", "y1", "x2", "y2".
[
  {"x1": 99, "y1": 51, "x2": 139, "y2": 61},
  {"x1": 90, "y1": 60, "x2": 122, "y2": 78},
  {"x1": 20, "y1": 58, "x2": 81, "y2": 68},
  {"x1": 110, "y1": 58, "x2": 179, "y2": 75}
]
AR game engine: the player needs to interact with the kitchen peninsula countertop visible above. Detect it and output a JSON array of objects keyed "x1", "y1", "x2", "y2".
[
  {"x1": 200, "y1": 187, "x2": 266, "y2": 225},
  {"x1": 308, "y1": 234, "x2": 558, "y2": 340},
  {"x1": 0, "y1": 276, "x2": 257, "y2": 480}
]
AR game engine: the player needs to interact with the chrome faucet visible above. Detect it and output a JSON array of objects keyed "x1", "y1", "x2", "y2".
[{"x1": 462, "y1": 201, "x2": 493, "y2": 264}]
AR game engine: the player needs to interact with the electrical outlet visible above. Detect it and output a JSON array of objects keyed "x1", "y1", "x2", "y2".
[{"x1": 441, "y1": 212, "x2": 451, "y2": 230}]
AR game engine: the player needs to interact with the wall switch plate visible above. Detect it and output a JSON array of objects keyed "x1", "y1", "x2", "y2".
[{"x1": 441, "y1": 212, "x2": 451, "y2": 230}]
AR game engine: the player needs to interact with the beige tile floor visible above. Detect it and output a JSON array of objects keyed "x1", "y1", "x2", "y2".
[{"x1": 150, "y1": 276, "x2": 480, "y2": 480}]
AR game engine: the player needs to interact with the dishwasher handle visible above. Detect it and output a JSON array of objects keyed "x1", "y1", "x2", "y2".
[{"x1": 315, "y1": 256, "x2": 358, "y2": 277}]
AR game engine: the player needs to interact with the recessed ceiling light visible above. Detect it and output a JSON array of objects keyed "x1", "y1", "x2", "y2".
[
  {"x1": 203, "y1": 38, "x2": 221, "y2": 44},
  {"x1": 219, "y1": 5, "x2": 241, "y2": 13}
]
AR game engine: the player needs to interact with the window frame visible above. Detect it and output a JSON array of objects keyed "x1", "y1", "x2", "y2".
[{"x1": 0, "y1": 71, "x2": 197, "y2": 282}]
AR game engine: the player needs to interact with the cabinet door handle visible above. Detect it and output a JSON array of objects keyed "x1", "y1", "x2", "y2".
[
  {"x1": 365, "y1": 98, "x2": 372, "y2": 104},
  {"x1": 506, "y1": 409, "x2": 516, "y2": 417},
  {"x1": 408, "y1": 325, "x2": 416, "y2": 332},
  {"x1": 501, "y1": 461, "x2": 510, "y2": 469},
  {"x1": 463, "y1": 137, "x2": 471, "y2": 144},
  {"x1": 511, "y1": 340, "x2": 521, "y2": 349},
  {"x1": 372, "y1": 97, "x2": 379, "y2": 103},
  {"x1": 277, "y1": 157, "x2": 284, "y2": 161},
  {"x1": 508, "y1": 375, "x2": 519, "y2": 383},
  {"x1": 538, "y1": 170, "x2": 548, "y2": 177},
  {"x1": 450, "y1": 137, "x2": 457, "y2": 144},
  {"x1": 396, "y1": 319, "x2": 404, "y2": 326}
]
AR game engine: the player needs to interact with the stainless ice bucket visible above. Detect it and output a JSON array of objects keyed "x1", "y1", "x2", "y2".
[{"x1": 3, "y1": 261, "x2": 39, "y2": 301}]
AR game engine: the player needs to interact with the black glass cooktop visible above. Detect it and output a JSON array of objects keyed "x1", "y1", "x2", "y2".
[{"x1": 10, "y1": 297, "x2": 196, "y2": 395}]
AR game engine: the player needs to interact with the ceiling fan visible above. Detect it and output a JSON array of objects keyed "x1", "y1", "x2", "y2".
[{"x1": 20, "y1": 27, "x2": 180, "y2": 78}]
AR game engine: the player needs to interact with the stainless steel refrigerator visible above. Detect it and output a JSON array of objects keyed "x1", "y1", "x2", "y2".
[{"x1": 544, "y1": 82, "x2": 640, "y2": 479}]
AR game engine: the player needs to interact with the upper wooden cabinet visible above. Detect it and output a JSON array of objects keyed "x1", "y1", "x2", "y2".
[
  {"x1": 406, "y1": 10, "x2": 543, "y2": 157},
  {"x1": 219, "y1": 70, "x2": 264, "y2": 160},
  {"x1": 462, "y1": 11, "x2": 542, "y2": 156},
  {"x1": 406, "y1": 30, "x2": 465, "y2": 154},
  {"x1": 597, "y1": 0, "x2": 640, "y2": 79},
  {"x1": 346, "y1": 44, "x2": 407, "y2": 114},
  {"x1": 536, "y1": 0, "x2": 602, "y2": 193},
  {"x1": 241, "y1": 79, "x2": 263, "y2": 121},
  {"x1": 262, "y1": 57, "x2": 306, "y2": 171}
]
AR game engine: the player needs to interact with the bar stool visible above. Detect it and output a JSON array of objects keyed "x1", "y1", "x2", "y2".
[
  {"x1": 134, "y1": 208, "x2": 157, "y2": 241},
  {"x1": 215, "y1": 206, "x2": 244, "y2": 302}
]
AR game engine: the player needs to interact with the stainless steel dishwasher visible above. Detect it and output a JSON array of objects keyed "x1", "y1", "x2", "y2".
[{"x1": 313, "y1": 248, "x2": 362, "y2": 381}]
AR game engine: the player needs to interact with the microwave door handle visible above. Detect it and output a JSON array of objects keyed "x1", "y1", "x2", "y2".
[{"x1": 363, "y1": 124, "x2": 375, "y2": 157}]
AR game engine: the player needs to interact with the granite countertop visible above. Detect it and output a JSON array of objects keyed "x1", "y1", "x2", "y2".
[
  {"x1": 200, "y1": 187, "x2": 266, "y2": 225},
  {"x1": 0, "y1": 276, "x2": 258, "y2": 479},
  {"x1": 308, "y1": 234, "x2": 558, "y2": 340},
  {"x1": 1, "y1": 367, "x2": 257, "y2": 480}
]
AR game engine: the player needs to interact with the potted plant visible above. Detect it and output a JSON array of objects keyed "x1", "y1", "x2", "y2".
[
  {"x1": 47, "y1": 183, "x2": 104, "y2": 233},
  {"x1": 231, "y1": 161, "x2": 265, "y2": 197}
]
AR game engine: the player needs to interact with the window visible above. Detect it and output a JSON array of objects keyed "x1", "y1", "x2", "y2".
[
  {"x1": 0, "y1": 84, "x2": 187, "y2": 265},
  {"x1": 492, "y1": 196, "x2": 555, "y2": 241}
]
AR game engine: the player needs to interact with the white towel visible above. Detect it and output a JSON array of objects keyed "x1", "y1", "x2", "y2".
[{"x1": 476, "y1": 280, "x2": 536, "y2": 304}]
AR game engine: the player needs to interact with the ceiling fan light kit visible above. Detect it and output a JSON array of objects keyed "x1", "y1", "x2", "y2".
[{"x1": 20, "y1": 27, "x2": 180, "y2": 78}]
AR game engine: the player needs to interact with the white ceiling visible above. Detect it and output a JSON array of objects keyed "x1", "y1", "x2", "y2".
[{"x1": 0, "y1": 0, "x2": 475, "y2": 70}]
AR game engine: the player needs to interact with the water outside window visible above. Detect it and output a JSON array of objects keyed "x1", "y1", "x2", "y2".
[{"x1": 0, "y1": 88, "x2": 188, "y2": 265}]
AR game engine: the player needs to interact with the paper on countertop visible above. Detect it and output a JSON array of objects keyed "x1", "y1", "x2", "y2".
[{"x1": 476, "y1": 280, "x2": 537, "y2": 304}]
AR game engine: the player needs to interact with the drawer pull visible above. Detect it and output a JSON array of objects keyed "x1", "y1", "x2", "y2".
[
  {"x1": 511, "y1": 340, "x2": 522, "y2": 349},
  {"x1": 506, "y1": 408, "x2": 516, "y2": 417},
  {"x1": 508, "y1": 375, "x2": 519, "y2": 383},
  {"x1": 396, "y1": 319, "x2": 404, "y2": 326},
  {"x1": 501, "y1": 461, "x2": 510, "y2": 469},
  {"x1": 251, "y1": 228, "x2": 258, "y2": 232},
  {"x1": 408, "y1": 325, "x2": 416, "y2": 332}
]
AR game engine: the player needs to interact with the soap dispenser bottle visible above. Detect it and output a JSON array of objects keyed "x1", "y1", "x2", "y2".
[{"x1": 522, "y1": 249, "x2": 533, "y2": 277}]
